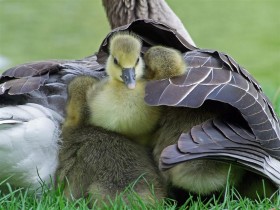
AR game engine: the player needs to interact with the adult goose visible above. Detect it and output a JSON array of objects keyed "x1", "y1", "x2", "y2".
[{"x1": 1, "y1": 20, "x2": 280, "y2": 198}]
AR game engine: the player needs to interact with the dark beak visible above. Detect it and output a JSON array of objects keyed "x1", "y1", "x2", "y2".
[{"x1": 121, "y1": 68, "x2": 136, "y2": 89}]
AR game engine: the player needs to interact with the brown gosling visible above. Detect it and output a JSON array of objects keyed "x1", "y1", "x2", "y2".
[{"x1": 56, "y1": 76, "x2": 167, "y2": 206}]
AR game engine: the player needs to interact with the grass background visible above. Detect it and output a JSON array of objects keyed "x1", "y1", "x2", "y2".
[{"x1": 0, "y1": 0, "x2": 280, "y2": 208}]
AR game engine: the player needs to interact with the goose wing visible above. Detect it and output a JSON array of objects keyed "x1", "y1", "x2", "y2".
[
  {"x1": 145, "y1": 49, "x2": 280, "y2": 184},
  {"x1": 0, "y1": 55, "x2": 105, "y2": 116},
  {"x1": 145, "y1": 50, "x2": 280, "y2": 150}
]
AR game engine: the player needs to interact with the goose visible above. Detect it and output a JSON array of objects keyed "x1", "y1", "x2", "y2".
[
  {"x1": 56, "y1": 76, "x2": 166, "y2": 205},
  {"x1": 0, "y1": 0, "x2": 195, "y2": 190},
  {"x1": 0, "y1": 15, "x2": 279, "y2": 202},
  {"x1": 101, "y1": 0, "x2": 196, "y2": 46}
]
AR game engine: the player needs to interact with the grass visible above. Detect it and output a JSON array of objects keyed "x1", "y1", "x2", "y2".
[
  {"x1": 0, "y1": 181, "x2": 279, "y2": 210},
  {"x1": 0, "y1": 0, "x2": 280, "y2": 208}
]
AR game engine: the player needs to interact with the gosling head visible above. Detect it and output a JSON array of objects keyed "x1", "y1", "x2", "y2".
[
  {"x1": 106, "y1": 33, "x2": 144, "y2": 89},
  {"x1": 144, "y1": 46, "x2": 186, "y2": 80}
]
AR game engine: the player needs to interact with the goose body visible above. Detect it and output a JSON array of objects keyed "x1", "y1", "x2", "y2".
[
  {"x1": 144, "y1": 46, "x2": 186, "y2": 80},
  {"x1": 88, "y1": 35, "x2": 187, "y2": 145}
]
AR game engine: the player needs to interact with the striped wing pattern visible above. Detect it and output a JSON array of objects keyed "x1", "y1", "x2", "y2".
[{"x1": 145, "y1": 50, "x2": 280, "y2": 153}]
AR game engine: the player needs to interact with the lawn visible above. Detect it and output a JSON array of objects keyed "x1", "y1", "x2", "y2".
[
  {"x1": 0, "y1": 0, "x2": 280, "y2": 209},
  {"x1": 0, "y1": 182, "x2": 279, "y2": 210}
]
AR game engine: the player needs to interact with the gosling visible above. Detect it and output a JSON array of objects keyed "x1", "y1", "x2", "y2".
[
  {"x1": 56, "y1": 76, "x2": 167, "y2": 206},
  {"x1": 87, "y1": 33, "x2": 158, "y2": 146},
  {"x1": 144, "y1": 46, "x2": 186, "y2": 80}
]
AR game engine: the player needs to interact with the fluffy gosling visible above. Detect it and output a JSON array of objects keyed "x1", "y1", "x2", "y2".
[{"x1": 87, "y1": 33, "x2": 159, "y2": 146}]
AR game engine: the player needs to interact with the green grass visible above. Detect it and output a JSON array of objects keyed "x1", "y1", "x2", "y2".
[
  {"x1": 0, "y1": 182, "x2": 279, "y2": 210},
  {"x1": 0, "y1": 0, "x2": 280, "y2": 208}
]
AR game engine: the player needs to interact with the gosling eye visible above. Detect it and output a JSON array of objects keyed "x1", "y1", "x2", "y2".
[
  {"x1": 120, "y1": 75, "x2": 129, "y2": 82},
  {"x1": 113, "y1": 57, "x2": 119, "y2": 65},
  {"x1": 135, "y1": 57, "x2": 140, "y2": 66}
]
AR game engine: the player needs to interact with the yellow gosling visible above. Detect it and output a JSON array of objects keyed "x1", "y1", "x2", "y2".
[
  {"x1": 87, "y1": 33, "x2": 160, "y2": 146},
  {"x1": 144, "y1": 46, "x2": 186, "y2": 80}
]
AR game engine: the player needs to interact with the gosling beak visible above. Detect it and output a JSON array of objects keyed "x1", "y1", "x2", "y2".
[{"x1": 121, "y1": 68, "x2": 136, "y2": 89}]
